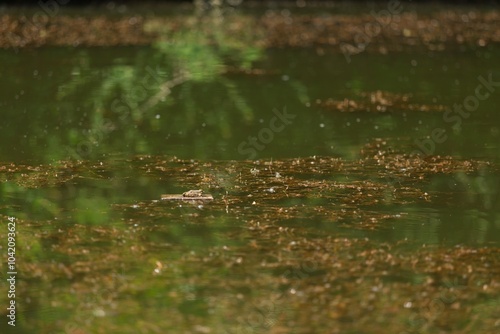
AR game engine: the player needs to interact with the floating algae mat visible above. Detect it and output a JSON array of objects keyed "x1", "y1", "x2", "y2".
[{"x1": 0, "y1": 150, "x2": 499, "y2": 333}]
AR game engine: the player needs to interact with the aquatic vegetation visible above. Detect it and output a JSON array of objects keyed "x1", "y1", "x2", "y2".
[
  {"x1": 2, "y1": 7, "x2": 499, "y2": 52},
  {"x1": 1, "y1": 211, "x2": 498, "y2": 333}
]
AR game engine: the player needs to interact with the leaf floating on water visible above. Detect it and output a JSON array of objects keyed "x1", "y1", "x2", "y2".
[{"x1": 161, "y1": 194, "x2": 214, "y2": 201}]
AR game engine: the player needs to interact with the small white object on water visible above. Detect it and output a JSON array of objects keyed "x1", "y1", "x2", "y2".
[{"x1": 275, "y1": 172, "x2": 281, "y2": 178}]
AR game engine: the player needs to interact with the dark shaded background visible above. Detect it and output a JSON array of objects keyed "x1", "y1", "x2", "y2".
[{"x1": 1, "y1": 0, "x2": 499, "y2": 5}]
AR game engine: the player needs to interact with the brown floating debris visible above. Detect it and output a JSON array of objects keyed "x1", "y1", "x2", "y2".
[
  {"x1": 316, "y1": 90, "x2": 447, "y2": 113},
  {"x1": 2, "y1": 9, "x2": 499, "y2": 52}
]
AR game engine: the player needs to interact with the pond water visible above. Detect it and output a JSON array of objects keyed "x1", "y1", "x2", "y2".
[{"x1": 0, "y1": 3, "x2": 499, "y2": 334}]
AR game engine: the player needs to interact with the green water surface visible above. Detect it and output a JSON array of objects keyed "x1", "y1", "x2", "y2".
[{"x1": 0, "y1": 4, "x2": 499, "y2": 334}]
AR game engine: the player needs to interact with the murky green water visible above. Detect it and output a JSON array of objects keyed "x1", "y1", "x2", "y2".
[
  {"x1": 2, "y1": 44, "x2": 499, "y2": 242},
  {"x1": 2, "y1": 46, "x2": 500, "y2": 162},
  {"x1": 1, "y1": 4, "x2": 499, "y2": 334}
]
